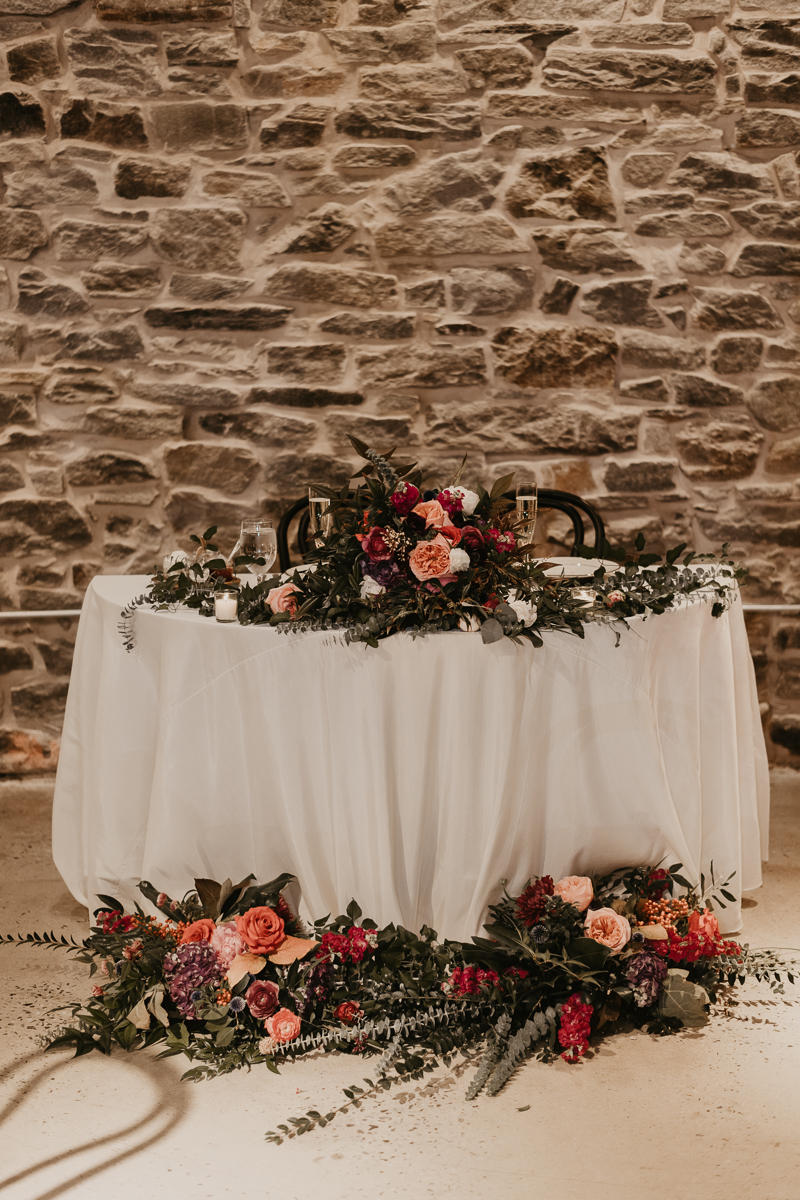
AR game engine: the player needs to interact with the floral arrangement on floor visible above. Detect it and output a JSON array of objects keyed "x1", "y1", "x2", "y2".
[
  {"x1": 121, "y1": 439, "x2": 744, "y2": 651},
  {"x1": 5, "y1": 865, "x2": 795, "y2": 1144}
]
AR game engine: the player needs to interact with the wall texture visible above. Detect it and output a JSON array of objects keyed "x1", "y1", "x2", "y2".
[{"x1": 1, "y1": 0, "x2": 800, "y2": 771}]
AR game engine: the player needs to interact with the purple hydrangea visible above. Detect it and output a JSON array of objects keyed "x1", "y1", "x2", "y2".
[
  {"x1": 361, "y1": 557, "x2": 404, "y2": 588},
  {"x1": 625, "y1": 948, "x2": 669, "y2": 1007},
  {"x1": 163, "y1": 942, "x2": 221, "y2": 1018}
]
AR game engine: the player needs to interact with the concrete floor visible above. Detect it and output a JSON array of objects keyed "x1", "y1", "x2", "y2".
[{"x1": 1, "y1": 772, "x2": 799, "y2": 1200}]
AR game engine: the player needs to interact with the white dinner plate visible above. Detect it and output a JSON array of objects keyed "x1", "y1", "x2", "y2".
[{"x1": 536, "y1": 557, "x2": 620, "y2": 579}]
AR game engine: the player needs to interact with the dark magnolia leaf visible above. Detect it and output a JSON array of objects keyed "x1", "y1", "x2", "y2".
[
  {"x1": 94, "y1": 894, "x2": 124, "y2": 914},
  {"x1": 202, "y1": 526, "x2": 218, "y2": 541},
  {"x1": 721, "y1": 889, "x2": 737, "y2": 904},
  {"x1": 666, "y1": 543, "x2": 688, "y2": 565},
  {"x1": 489, "y1": 472, "x2": 515, "y2": 500},
  {"x1": 194, "y1": 878, "x2": 222, "y2": 914},
  {"x1": 566, "y1": 937, "x2": 611, "y2": 970}
]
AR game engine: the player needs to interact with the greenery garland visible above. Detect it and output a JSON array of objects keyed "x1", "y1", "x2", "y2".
[
  {"x1": 5, "y1": 866, "x2": 795, "y2": 1145},
  {"x1": 121, "y1": 439, "x2": 744, "y2": 651}
]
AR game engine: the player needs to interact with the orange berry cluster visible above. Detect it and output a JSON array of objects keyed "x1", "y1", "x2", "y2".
[
  {"x1": 216, "y1": 989, "x2": 232, "y2": 1006},
  {"x1": 132, "y1": 914, "x2": 177, "y2": 941},
  {"x1": 637, "y1": 897, "x2": 689, "y2": 929}
]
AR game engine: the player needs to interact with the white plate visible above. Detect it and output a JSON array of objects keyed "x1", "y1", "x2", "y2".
[{"x1": 536, "y1": 557, "x2": 620, "y2": 579}]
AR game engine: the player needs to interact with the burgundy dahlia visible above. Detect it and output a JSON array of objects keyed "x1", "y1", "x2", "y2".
[
  {"x1": 515, "y1": 876, "x2": 555, "y2": 928},
  {"x1": 163, "y1": 942, "x2": 221, "y2": 1018}
]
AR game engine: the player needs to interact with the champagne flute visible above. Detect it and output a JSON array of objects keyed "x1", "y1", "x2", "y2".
[
  {"x1": 308, "y1": 490, "x2": 332, "y2": 548},
  {"x1": 515, "y1": 482, "x2": 538, "y2": 547},
  {"x1": 231, "y1": 520, "x2": 277, "y2": 581}
]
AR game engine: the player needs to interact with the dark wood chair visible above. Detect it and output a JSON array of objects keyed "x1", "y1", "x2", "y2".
[{"x1": 276, "y1": 488, "x2": 605, "y2": 572}]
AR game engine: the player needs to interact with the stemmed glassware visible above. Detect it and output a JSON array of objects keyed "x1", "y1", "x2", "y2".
[
  {"x1": 308, "y1": 489, "x2": 332, "y2": 548},
  {"x1": 230, "y1": 519, "x2": 277, "y2": 582},
  {"x1": 515, "y1": 482, "x2": 538, "y2": 547}
]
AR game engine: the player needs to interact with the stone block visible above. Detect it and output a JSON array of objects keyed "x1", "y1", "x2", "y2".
[
  {"x1": 0, "y1": 498, "x2": 91, "y2": 551},
  {"x1": 766, "y1": 435, "x2": 800, "y2": 474},
  {"x1": 266, "y1": 263, "x2": 397, "y2": 308},
  {"x1": 382, "y1": 149, "x2": 503, "y2": 217},
  {"x1": 11, "y1": 681, "x2": 69, "y2": 724},
  {"x1": 57, "y1": 326, "x2": 145, "y2": 362},
  {"x1": 543, "y1": 50, "x2": 716, "y2": 93},
  {"x1": 114, "y1": 157, "x2": 191, "y2": 199},
  {"x1": 96, "y1": 0, "x2": 232, "y2": 20},
  {"x1": 260, "y1": 0, "x2": 339, "y2": 26},
  {"x1": 634, "y1": 211, "x2": 731, "y2": 238},
  {"x1": 7, "y1": 37, "x2": 60, "y2": 84},
  {"x1": 620, "y1": 331, "x2": 705, "y2": 370},
  {"x1": 267, "y1": 344, "x2": 345, "y2": 383},
  {"x1": 539, "y1": 278, "x2": 578, "y2": 316},
  {"x1": 693, "y1": 289, "x2": 783, "y2": 331},
  {"x1": 333, "y1": 144, "x2": 417, "y2": 171},
  {"x1": 438, "y1": 0, "x2": 624, "y2": 17},
  {"x1": 0, "y1": 91, "x2": 46, "y2": 139},
  {"x1": 672, "y1": 374, "x2": 744, "y2": 407},
  {"x1": 732, "y1": 242, "x2": 800, "y2": 277},
  {"x1": 678, "y1": 244, "x2": 727, "y2": 275},
  {"x1": 326, "y1": 24, "x2": 435, "y2": 64},
  {"x1": 425, "y1": 400, "x2": 638, "y2": 455},
  {"x1": 404, "y1": 279, "x2": 445, "y2": 308},
  {"x1": 356, "y1": 345, "x2": 486, "y2": 389},
  {"x1": 144, "y1": 304, "x2": 291, "y2": 330},
  {"x1": 621, "y1": 153, "x2": 673, "y2": 188},
  {"x1": 493, "y1": 324, "x2": 617, "y2": 389},
  {"x1": 589, "y1": 21, "x2": 693, "y2": 44},
  {"x1": 579, "y1": 279, "x2": 662, "y2": 328},
  {"x1": 260, "y1": 104, "x2": 330, "y2": 148},
  {"x1": 16, "y1": 268, "x2": 89, "y2": 318},
  {"x1": 0, "y1": 641, "x2": 33, "y2": 673},
  {"x1": 733, "y1": 201, "x2": 800, "y2": 242},
  {"x1": 667, "y1": 152, "x2": 776, "y2": 203},
  {"x1": 150, "y1": 103, "x2": 248, "y2": 152},
  {"x1": 169, "y1": 274, "x2": 252, "y2": 301},
  {"x1": 66, "y1": 450, "x2": 155, "y2": 487},
  {"x1": 663, "y1": 0, "x2": 725, "y2": 15},
  {"x1": 485, "y1": 93, "x2": 641, "y2": 124},
  {"x1": 777, "y1": 663, "x2": 800, "y2": 699},
  {"x1": 263, "y1": 452, "x2": 354, "y2": 493},
  {"x1": 0, "y1": 320, "x2": 26, "y2": 363},
  {"x1": 267, "y1": 204, "x2": 357, "y2": 254},
  {"x1": 27, "y1": 451, "x2": 63, "y2": 495},
  {"x1": 333, "y1": 101, "x2": 481, "y2": 141},
  {"x1": 247, "y1": 386, "x2": 364, "y2": 407},
  {"x1": 325, "y1": 412, "x2": 412, "y2": 451},
  {"x1": 131, "y1": 382, "x2": 240, "y2": 408},
  {"x1": 711, "y1": 337, "x2": 763, "y2": 375},
  {"x1": 0, "y1": 210, "x2": 48, "y2": 260},
  {"x1": 33, "y1": 638, "x2": 74, "y2": 674},
  {"x1": 60, "y1": 98, "x2": 148, "y2": 148},
  {"x1": 532, "y1": 227, "x2": 642, "y2": 274},
  {"x1": 198, "y1": 409, "x2": 315, "y2": 447},
  {"x1": 675, "y1": 421, "x2": 763, "y2": 479},
  {"x1": 318, "y1": 312, "x2": 414, "y2": 339},
  {"x1": 455, "y1": 44, "x2": 533, "y2": 89},
  {"x1": 359, "y1": 63, "x2": 468, "y2": 101},
  {"x1": 201, "y1": 170, "x2": 290, "y2": 207},
  {"x1": 770, "y1": 715, "x2": 800, "y2": 756},
  {"x1": 736, "y1": 110, "x2": 800, "y2": 148},
  {"x1": 64, "y1": 27, "x2": 161, "y2": 97},
  {"x1": 775, "y1": 622, "x2": 800, "y2": 652},
  {"x1": 450, "y1": 267, "x2": 533, "y2": 316},
  {"x1": 85, "y1": 404, "x2": 183, "y2": 438},
  {"x1": 506, "y1": 147, "x2": 615, "y2": 224},
  {"x1": 486, "y1": 126, "x2": 563, "y2": 150},
  {"x1": 244, "y1": 66, "x2": 345, "y2": 97},
  {"x1": 151, "y1": 208, "x2": 247, "y2": 271},
  {"x1": 44, "y1": 373, "x2": 118, "y2": 404},
  {"x1": 4, "y1": 164, "x2": 98, "y2": 208},
  {"x1": 82, "y1": 263, "x2": 162, "y2": 296},
  {"x1": 164, "y1": 443, "x2": 260, "y2": 493},
  {"x1": 376, "y1": 213, "x2": 526, "y2": 257},
  {"x1": 624, "y1": 191, "x2": 694, "y2": 217},
  {"x1": 0, "y1": 462, "x2": 25, "y2": 492},
  {"x1": 603, "y1": 459, "x2": 676, "y2": 492},
  {"x1": 620, "y1": 377, "x2": 669, "y2": 403},
  {"x1": 163, "y1": 30, "x2": 238, "y2": 65},
  {"x1": 53, "y1": 220, "x2": 149, "y2": 260},
  {"x1": 747, "y1": 376, "x2": 800, "y2": 431}
]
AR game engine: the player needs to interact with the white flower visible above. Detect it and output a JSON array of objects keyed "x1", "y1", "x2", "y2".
[
  {"x1": 360, "y1": 578, "x2": 385, "y2": 598},
  {"x1": 449, "y1": 547, "x2": 471, "y2": 573},
  {"x1": 162, "y1": 550, "x2": 189, "y2": 573},
  {"x1": 450, "y1": 486, "x2": 479, "y2": 516},
  {"x1": 457, "y1": 614, "x2": 482, "y2": 632},
  {"x1": 508, "y1": 598, "x2": 537, "y2": 627}
]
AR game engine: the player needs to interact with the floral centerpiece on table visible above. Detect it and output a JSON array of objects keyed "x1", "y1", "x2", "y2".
[
  {"x1": 122, "y1": 439, "x2": 744, "y2": 652},
  {"x1": 6, "y1": 863, "x2": 794, "y2": 1143}
]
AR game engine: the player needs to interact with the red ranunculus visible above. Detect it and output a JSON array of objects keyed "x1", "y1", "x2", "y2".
[
  {"x1": 460, "y1": 526, "x2": 485, "y2": 553},
  {"x1": 335, "y1": 1000, "x2": 362, "y2": 1024},
  {"x1": 245, "y1": 979, "x2": 280, "y2": 1019},
  {"x1": 357, "y1": 526, "x2": 393, "y2": 561}
]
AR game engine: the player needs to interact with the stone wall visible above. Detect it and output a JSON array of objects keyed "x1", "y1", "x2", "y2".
[{"x1": 1, "y1": 0, "x2": 800, "y2": 771}]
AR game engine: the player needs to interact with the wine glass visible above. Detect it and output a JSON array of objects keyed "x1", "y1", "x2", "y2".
[
  {"x1": 515, "y1": 482, "x2": 538, "y2": 547},
  {"x1": 231, "y1": 520, "x2": 277, "y2": 581},
  {"x1": 308, "y1": 490, "x2": 332, "y2": 548}
]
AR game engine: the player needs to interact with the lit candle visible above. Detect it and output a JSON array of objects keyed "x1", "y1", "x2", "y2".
[{"x1": 214, "y1": 592, "x2": 238, "y2": 623}]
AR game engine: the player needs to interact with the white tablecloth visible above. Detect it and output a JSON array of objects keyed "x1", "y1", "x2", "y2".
[{"x1": 53, "y1": 576, "x2": 769, "y2": 939}]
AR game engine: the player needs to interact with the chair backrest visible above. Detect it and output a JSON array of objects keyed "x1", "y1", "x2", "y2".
[{"x1": 277, "y1": 486, "x2": 606, "y2": 571}]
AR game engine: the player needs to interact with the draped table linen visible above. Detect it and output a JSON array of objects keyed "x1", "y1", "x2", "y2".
[{"x1": 53, "y1": 576, "x2": 769, "y2": 939}]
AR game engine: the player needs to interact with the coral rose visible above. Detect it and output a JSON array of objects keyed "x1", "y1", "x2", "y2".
[
  {"x1": 235, "y1": 906, "x2": 286, "y2": 955},
  {"x1": 266, "y1": 582, "x2": 300, "y2": 615},
  {"x1": 553, "y1": 876, "x2": 594, "y2": 912},
  {"x1": 584, "y1": 907, "x2": 632, "y2": 952},
  {"x1": 335, "y1": 1000, "x2": 362, "y2": 1025},
  {"x1": 688, "y1": 908, "x2": 720, "y2": 938},
  {"x1": 245, "y1": 979, "x2": 280, "y2": 1020},
  {"x1": 409, "y1": 534, "x2": 454, "y2": 582},
  {"x1": 180, "y1": 918, "x2": 216, "y2": 945},
  {"x1": 411, "y1": 500, "x2": 448, "y2": 529},
  {"x1": 266, "y1": 1007, "x2": 301, "y2": 1043}
]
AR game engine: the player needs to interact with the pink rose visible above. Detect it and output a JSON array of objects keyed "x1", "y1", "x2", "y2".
[
  {"x1": 553, "y1": 876, "x2": 594, "y2": 912},
  {"x1": 357, "y1": 526, "x2": 393, "y2": 561},
  {"x1": 179, "y1": 918, "x2": 216, "y2": 945},
  {"x1": 266, "y1": 582, "x2": 300, "y2": 616},
  {"x1": 607, "y1": 591, "x2": 625, "y2": 605},
  {"x1": 266, "y1": 1007, "x2": 301, "y2": 1043},
  {"x1": 584, "y1": 907, "x2": 632, "y2": 952},
  {"x1": 245, "y1": 979, "x2": 280, "y2": 1020},
  {"x1": 409, "y1": 533, "x2": 454, "y2": 582},
  {"x1": 411, "y1": 500, "x2": 448, "y2": 530},
  {"x1": 210, "y1": 921, "x2": 248, "y2": 970},
  {"x1": 688, "y1": 908, "x2": 720, "y2": 938}
]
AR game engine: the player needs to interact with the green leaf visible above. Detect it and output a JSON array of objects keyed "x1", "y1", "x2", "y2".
[
  {"x1": 658, "y1": 970, "x2": 710, "y2": 1028},
  {"x1": 489, "y1": 472, "x2": 515, "y2": 500},
  {"x1": 666, "y1": 543, "x2": 688, "y2": 566},
  {"x1": 566, "y1": 937, "x2": 611, "y2": 970}
]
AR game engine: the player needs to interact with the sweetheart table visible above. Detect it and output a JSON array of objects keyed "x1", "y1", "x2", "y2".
[{"x1": 52, "y1": 575, "x2": 769, "y2": 939}]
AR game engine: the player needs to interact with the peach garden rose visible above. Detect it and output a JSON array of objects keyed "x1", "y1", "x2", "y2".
[
  {"x1": 584, "y1": 907, "x2": 631, "y2": 952},
  {"x1": 266, "y1": 582, "x2": 301, "y2": 616},
  {"x1": 409, "y1": 534, "x2": 455, "y2": 582},
  {"x1": 553, "y1": 876, "x2": 594, "y2": 913}
]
